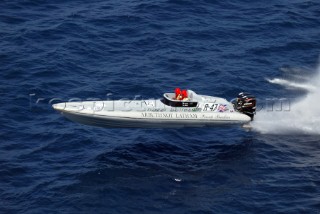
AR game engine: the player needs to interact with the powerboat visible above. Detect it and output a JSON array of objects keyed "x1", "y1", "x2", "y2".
[{"x1": 52, "y1": 89, "x2": 256, "y2": 128}]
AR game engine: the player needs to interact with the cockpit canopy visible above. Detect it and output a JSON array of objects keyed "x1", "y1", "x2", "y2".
[{"x1": 162, "y1": 90, "x2": 200, "y2": 107}]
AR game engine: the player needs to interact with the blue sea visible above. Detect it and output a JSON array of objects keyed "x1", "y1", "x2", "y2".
[{"x1": 1, "y1": 0, "x2": 320, "y2": 213}]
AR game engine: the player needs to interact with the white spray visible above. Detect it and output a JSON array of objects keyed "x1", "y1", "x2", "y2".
[{"x1": 252, "y1": 65, "x2": 320, "y2": 135}]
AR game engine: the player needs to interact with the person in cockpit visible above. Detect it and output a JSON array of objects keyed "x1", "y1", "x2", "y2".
[{"x1": 175, "y1": 88, "x2": 188, "y2": 101}]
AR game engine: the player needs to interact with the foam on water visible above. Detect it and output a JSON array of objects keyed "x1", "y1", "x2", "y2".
[
  {"x1": 252, "y1": 64, "x2": 320, "y2": 135},
  {"x1": 266, "y1": 78, "x2": 317, "y2": 92}
]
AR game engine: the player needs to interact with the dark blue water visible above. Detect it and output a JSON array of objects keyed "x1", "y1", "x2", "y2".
[{"x1": 1, "y1": 0, "x2": 320, "y2": 213}]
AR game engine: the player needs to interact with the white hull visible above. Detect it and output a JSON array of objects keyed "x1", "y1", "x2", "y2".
[
  {"x1": 59, "y1": 110, "x2": 250, "y2": 128},
  {"x1": 53, "y1": 96, "x2": 251, "y2": 128}
]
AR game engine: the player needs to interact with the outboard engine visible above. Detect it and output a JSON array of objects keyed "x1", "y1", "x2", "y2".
[{"x1": 232, "y1": 92, "x2": 256, "y2": 120}]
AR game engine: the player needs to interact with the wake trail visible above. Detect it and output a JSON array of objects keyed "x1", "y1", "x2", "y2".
[
  {"x1": 252, "y1": 64, "x2": 320, "y2": 135},
  {"x1": 266, "y1": 78, "x2": 317, "y2": 92}
]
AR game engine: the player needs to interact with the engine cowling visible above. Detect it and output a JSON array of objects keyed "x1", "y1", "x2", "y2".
[{"x1": 232, "y1": 92, "x2": 256, "y2": 120}]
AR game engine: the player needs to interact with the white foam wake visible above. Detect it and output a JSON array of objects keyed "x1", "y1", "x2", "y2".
[
  {"x1": 267, "y1": 78, "x2": 317, "y2": 92},
  {"x1": 252, "y1": 64, "x2": 320, "y2": 135}
]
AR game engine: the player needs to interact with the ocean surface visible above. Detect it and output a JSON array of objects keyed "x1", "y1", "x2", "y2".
[{"x1": 1, "y1": 0, "x2": 320, "y2": 213}]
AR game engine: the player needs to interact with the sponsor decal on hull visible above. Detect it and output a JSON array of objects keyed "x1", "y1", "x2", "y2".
[{"x1": 141, "y1": 112, "x2": 198, "y2": 119}]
